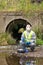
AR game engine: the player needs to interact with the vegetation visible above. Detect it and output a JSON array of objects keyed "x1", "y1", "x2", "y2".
[
  {"x1": 0, "y1": 0, "x2": 43, "y2": 45},
  {"x1": 7, "y1": 35, "x2": 16, "y2": 45},
  {"x1": 0, "y1": 33, "x2": 16, "y2": 45},
  {"x1": 0, "y1": 0, "x2": 43, "y2": 13},
  {"x1": 36, "y1": 38, "x2": 43, "y2": 45},
  {"x1": 0, "y1": 32, "x2": 43, "y2": 45},
  {"x1": 34, "y1": 26, "x2": 43, "y2": 45}
]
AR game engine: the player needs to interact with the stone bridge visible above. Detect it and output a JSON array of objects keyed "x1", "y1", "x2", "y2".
[
  {"x1": 0, "y1": 11, "x2": 42, "y2": 40},
  {"x1": 0, "y1": 12, "x2": 42, "y2": 32}
]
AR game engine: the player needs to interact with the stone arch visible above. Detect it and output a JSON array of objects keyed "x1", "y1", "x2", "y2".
[
  {"x1": 4, "y1": 16, "x2": 31, "y2": 31},
  {"x1": 5, "y1": 18, "x2": 31, "y2": 41}
]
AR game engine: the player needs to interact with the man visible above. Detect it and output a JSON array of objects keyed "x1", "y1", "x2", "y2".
[{"x1": 20, "y1": 23, "x2": 36, "y2": 51}]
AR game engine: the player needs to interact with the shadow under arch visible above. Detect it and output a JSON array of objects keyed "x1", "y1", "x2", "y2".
[{"x1": 6, "y1": 18, "x2": 31, "y2": 42}]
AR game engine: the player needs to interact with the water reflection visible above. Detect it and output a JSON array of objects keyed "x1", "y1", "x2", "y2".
[
  {"x1": 6, "y1": 54, "x2": 36, "y2": 65},
  {"x1": 6, "y1": 54, "x2": 43, "y2": 65},
  {"x1": 6, "y1": 54, "x2": 20, "y2": 65},
  {"x1": 19, "y1": 56, "x2": 36, "y2": 65}
]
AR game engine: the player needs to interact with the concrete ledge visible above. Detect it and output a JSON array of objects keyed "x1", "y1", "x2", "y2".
[
  {"x1": 12, "y1": 45, "x2": 43, "y2": 58},
  {"x1": 0, "y1": 45, "x2": 43, "y2": 58}
]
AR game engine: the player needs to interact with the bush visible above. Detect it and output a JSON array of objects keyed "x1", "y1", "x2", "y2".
[
  {"x1": 7, "y1": 37, "x2": 16, "y2": 45},
  {"x1": 0, "y1": 33, "x2": 8, "y2": 45},
  {"x1": 34, "y1": 26, "x2": 43, "y2": 40},
  {"x1": 0, "y1": 33, "x2": 7, "y2": 42},
  {"x1": 0, "y1": 33, "x2": 16, "y2": 45},
  {"x1": 33, "y1": 27, "x2": 43, "y2": 45},
  {"x1": 36, "y1": 38, "x2": 43, "y2": 45}
]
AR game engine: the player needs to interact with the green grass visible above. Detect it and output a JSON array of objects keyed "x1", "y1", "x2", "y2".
[
  {"x1": 0, "y1": 33, "x2": 16, "y2": 45},
  {"x1": 0, "y1": 33, "x2": 43, "y2": 45},
  {"x1": 36, "y1": 38, "x2": 43, "y2": 45},
  {"x1": 7, "y1": 37, "x2": 16, "y2": 45},
  {"x1": 0, "y1": 0, "x2": 43, "y2": 12}
]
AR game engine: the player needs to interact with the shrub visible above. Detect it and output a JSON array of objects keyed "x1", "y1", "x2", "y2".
[
  {"x1": 0, "y1": 33, "x2": 16, "y2": 45},
  {"x1": 0, "y1": 33, "x2": 8, "y2": 45},
  {"x1": 34, "y1": 26, "x2": 43, "y2": 40},
  {"x1": 7, "y1": 37, "x2": 16, "y2": 45},
  {"x1": 36, "y1": 38, "x2": 43, "y2": 45}
]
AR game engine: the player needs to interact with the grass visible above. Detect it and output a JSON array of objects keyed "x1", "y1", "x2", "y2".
[
  {"x1": 0, "y1": 33, "x2": 16, "y2": 45},
  {"x1": 7, "y1": 37, "x2": 16, "y2": 45},
  {"x1": 36, "y1": 38, "x2": 43, "y2": 45},
  {"x1": 0, "y1": 32, "x2": 43, "y2": 45},
  {"x1": 0, "y1": 0, "x2": 43, "y2": 13}
]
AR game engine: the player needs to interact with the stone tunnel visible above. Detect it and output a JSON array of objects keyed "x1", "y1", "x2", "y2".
[
  {"x1": 6, "y1": 18, "x2": 29, "y2": 41},
  {"x1": 0, "y1": 12, "x2": 42, "y2": 41}
]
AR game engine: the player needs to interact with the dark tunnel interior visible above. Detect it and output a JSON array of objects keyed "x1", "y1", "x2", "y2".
[{"x1": 6, "y1": 19, "x2": 30, "y2": 42}]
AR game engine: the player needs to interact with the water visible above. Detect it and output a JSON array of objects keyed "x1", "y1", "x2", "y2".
[
  {"x1": 6, "y1": 54, "x2": 43, "y2": 65},
  {"x1": 0, "y1": 52, "x2": 43, "y2": 65},
  {"x1": 19, "y1": 56, "x2": 36, "y2": 65}
]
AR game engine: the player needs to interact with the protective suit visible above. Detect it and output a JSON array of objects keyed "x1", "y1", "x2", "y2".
[{"x1": 20, "y1": 24, "x2": 36, "y2": 51}]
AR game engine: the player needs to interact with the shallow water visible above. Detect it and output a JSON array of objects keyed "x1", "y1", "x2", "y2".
[
  {"x1": 0, "y1": 52, "x2": 43, "y2": 65},
  {"x1": 6, "y1": 54, "x2": 43, "y2": 65}
]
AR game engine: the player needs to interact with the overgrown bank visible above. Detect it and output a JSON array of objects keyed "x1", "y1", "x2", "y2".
[{"x1": 0, "y1": 32, "x2": 43, "y2": 46}]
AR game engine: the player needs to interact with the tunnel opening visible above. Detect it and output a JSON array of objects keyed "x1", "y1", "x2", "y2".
[{"x1": 6, "y1": 19, "x2": 30, "y2": 42}]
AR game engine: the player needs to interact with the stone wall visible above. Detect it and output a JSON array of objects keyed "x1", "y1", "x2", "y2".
[{"x1": 0, "y1": 12, "x2": 42, "y2": 33}]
